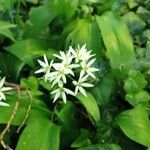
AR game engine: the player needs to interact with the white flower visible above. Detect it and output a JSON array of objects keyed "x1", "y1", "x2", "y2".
[
  {"x1": 0, "y1": 77, "x2": 12, "y2": 106},
  {"x1": 35, "y1": 54, "x2": 53, "y2": 81},
  {"x1": 51, "y1": 83, "x2": 74, "y2": 103},
  {"x1": 73, "y1": 73, "x2": 94, "y2": 97},
  {"x1": 69, "y1": 44, "x2": 95, "y2": 63},
  {"x1": 80, "y1": 58, "x2": 99, "y2": 79},
  {"x1": 50, "y1": 55, "x2": 79, "y2": 85}
]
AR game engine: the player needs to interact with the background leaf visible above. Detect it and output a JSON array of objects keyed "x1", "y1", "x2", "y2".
[
  {"x1": 115, "y1": 104, "x2": 150, "y2": 147},
  {"x1": 76, "y1": 92, "x2": 100, "y2": 124}
]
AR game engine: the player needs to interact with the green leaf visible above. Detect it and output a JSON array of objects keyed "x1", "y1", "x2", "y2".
[
  {"x1": 0, "y1": 20, "x2": 16, "y2": 40},
  {"x1": 96, "y1": 12, "x2": 135, "y2": 76},
  {"x1": 0, "y1": 92, "x2": 30, "y2": 125},
  {"x1": 16, "y1": 111, "x2": 60, "y2": 150},
  {"x1": 126, "y1": 90, "x2": 150, "y2": 106},
  {"x1": 115, "y1": 104, "x2": 150, "y2": 147},
  {"x1": 55, "y1": 102, "x2": 79, "y2": 147},
  {"x1": 91, "y1": 75, "x2": 115, "y2": 107},
  {"x1": 78, "y1": 143, "x2": 122, "y2": 150},
  {"x1": 76, "y1": 92, "x2": 100, "y2": 124},
  {"x1": 24, "y1": 2, "x2": 56, "y2": 37},
  {"x1": 0, "y1": 52, "x2": 25, "y2": 81},
  {"x1": 5, "y1": 39, "x2": 54, "y2": 67},
  {"x1": 123, "y1": 12, "x2": 146, "y2": 36},
  {"x1": 49, "y1": 0, "x2": 79, "y2": 21},
  {"x1": 124, "y1": 70, "x2": 147, "y2": 93},
  {"x1": 71, "y1": 129, "x2": 91, "y2": 148},
  {"x1": 65, "y1": 19, "x2": 102, "y2": 62}
]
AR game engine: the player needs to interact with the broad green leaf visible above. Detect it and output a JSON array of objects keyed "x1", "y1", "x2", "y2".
[
  {"x1": 5, "y1": 39, "x2": 55, "y2": 67},
  {"x1": 115, "y1": 104, "x2": 150, "y2": 147},
  {"x1": 126, "y1": 90, "x2": 150, "y2": 106},
  {"x1": 71, "y1": 129, "x2": 91, "y2": 148},
  {"x1": 76, "y1": 92, "x2": 100, "y2": 123},
  {"x1": 96, "y1": 12, "x2": 135, "y2": 75},
  {"x1": 0, "y1": 92, "x2": 30, "y2": 125},
  {"x1": 16, "y1": 111, "x2": 60, "y2": 150},
  {"x1": 78, "y1": 143, "x2": 122, "y2": 150},
  {"x1": 0, "y1": 52, "x2": 25, "y2": 81},
  {"x1": 65, "y1": 19, "x2": 102, "y2": 62},
  {"x1": 55, "y1": 102, "x2": 79, "y2": 147},
  {"x1": 49, "y1": 0, "x2": 78, "y2": 21},
  {"x1": 124, "y1": 70, "x2": 147, "y2": 93},
  {"x1": 0, "y1": 20, "x2": 16, "y2": 40},
  {"x1": 0, "y1": 91, "x2": 50, "y2": 125},
  {"x1": 91, "y1": 75, "x2": 115, "y2": 107},
  {"x1": 123, "y1": 12, "x2": 146, "y2": 36},
  {"x1": 24, "y1": 2, "x2": 56, "y2": 37}
]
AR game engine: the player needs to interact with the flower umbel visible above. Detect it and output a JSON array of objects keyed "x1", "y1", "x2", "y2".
[{"x1": 36, "y1": 44, "x2": 99, "y2": 103}]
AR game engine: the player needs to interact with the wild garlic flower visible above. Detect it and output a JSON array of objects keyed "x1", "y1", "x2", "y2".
[
  {"x1": 80, "y1": 58, "x2": 99, "y2": 79},
  {"x1": 35, "y1": 54, "x2": 54, "y2": 82},
  {"x1": 69, "y1": 44, "x2": 95, "y2": 63},
  {"x1": 0, "y1": 77, "x2": 12, "y2": 106},
  {"x1": 51, "y1": 83, "x2": 74, "y2": 103},
  {"x1": 35, "y1": 44, "x2": 99, "y2": 103},
  {"x1": 73, "y1": 74, "x2": 94, "y2": 97}
]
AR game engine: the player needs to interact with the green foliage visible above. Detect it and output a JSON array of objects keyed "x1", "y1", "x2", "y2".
[
  {"x1": 115, "y1": 104, "x2": 150, "y2": 147},
  {"x1": 0, "y1": 0, "x2": 149, "y2": 149},
  {"x1": 76, "y1": 92, "x2": 100, "y2": 124},
  {"x1": 96, "y1": 12, "x2": 135, "y2": 76}
]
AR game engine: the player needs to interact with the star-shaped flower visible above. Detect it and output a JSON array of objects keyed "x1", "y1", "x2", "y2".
[
  {"x1": 80, "y1": 58, "x2": 99, "y2": 79},
  {"x1": 73, "y1": 73, "x2": 94, "y2": 97},
  {"x1": 35, "y1": 54, "x2": 53, "y2": 81},
  {"x1": 69, "y1": 44, "x2": 95, "y2": 63},
  {"x1": 51, "y1": 83, "x2": 74, "y2": 103}
]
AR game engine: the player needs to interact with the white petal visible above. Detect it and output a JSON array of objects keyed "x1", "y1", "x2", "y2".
[
  {"x1": 89, "y1": 67, "x2": 99, "y2": 72},
  {"x1": 79, "y1": 70, "x2": 85, "y2": 80},
  {"x1": 81, "y1": 83, "x2": 94, "y2": 87},
  {"x1": 87, "y1": 71, "x2": 96, "y2": 78},
  {"x1": 62, "y1": 75, "x2": 67, "y2": 84},
  {"x1": 70, "y1": 64, "x2": 80, "y2": 69},
  {"x1": 50, "y1": 59, "x2": 54, "y2": 67},
  {"x1": 62, "y1": 92, "x2": 67, "y2": 104},
  {"x1": 87, "y1": 58, "x2": 96, "y2": 66},
  {"x1": 51, "y1": 89, "x2": 59, "y2": 94},
  {"x1": 53, "y1": 54, "x2": 63, "y2": 60},
  {"x1": 44, "y1": 54, "x2": 49, "y2": 66},
  {"x1": 1, "y1": 87, "x2": 12, "y2": 92},
  {"x1": 37, "y1": 60, "x2": 46, "y2": 67},
  {"x1": 79, "y1": 86, "x2": 87, "y2": 97},
  {"x1": 35, "y1": 68, "x2": 45, "y2": 74},
  {"x1": 53, "y1": 91, "x2": 61, "y2": 103},
  {"x1": 80, "y1": 75, "x2": 89, "y2": 82},
  {"x1": 64, "y1": 88, "x2": 74, "y2": 96},
  {"x1": 0, "y1": 92, "x2": 6, "y2": 100},
  {"x1": 0, "y1": 101, "x2": 9, "y2": 106},
  {"x1": 0, "y1": 77, "x2": 5, "y2": 88},
  {"x1": 75, "y1": 86, "x2": 79, "y2": 95}
]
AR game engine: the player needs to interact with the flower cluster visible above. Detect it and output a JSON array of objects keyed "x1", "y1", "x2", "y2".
[
  {"x1": 0, "y1": 77, "x2": 12, "y2": 106},
  {"x1": 35, "y1": 44, "x2": 99, "y2": 103}
]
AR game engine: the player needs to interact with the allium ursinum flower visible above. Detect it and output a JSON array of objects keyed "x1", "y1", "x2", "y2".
[
  {"x1": 51, "y1": 82, "x2": 74, "y2": 103},
  {"x1": 0, "y1": 77, "x2": 12, "y2": 106},
  {"x1": 73, "y1": 73, "x2": 94, "y2": 97},
  {"x1": 80, "y1": 58, "x2": 99, "y2": 79},
  {"x1": 36, "y1": 44, "x2": 99, "y2": 103},
  {"x1": 49, "y1": 52, "x2": 79, "y2": 85},
  {"x1": 69, "y1": 44, "x2": 95, "y2": 63},
  {"x1": 35, "y1": 54, "x2": 53, "y2": 82}
]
